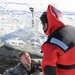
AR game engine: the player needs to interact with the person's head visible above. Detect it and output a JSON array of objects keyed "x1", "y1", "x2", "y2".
[
  {"x1": 40, "y1": 12, "x2": 48, "y2": 33},
  {"x1": 19, "y1": 52, "x2": 31, "y2": 64},
  {"x1": 40, "y1": 4, "x2": 66, "y2": 36}
]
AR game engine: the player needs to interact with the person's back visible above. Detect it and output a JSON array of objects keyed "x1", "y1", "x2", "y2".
[{"x1": 48, "y1": 25, "x2": 75, "y2": 75}]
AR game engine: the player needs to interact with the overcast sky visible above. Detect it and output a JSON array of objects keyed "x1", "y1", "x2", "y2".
[{"x1": 1, "y1": 0, "x2": 75, "y2": 12}]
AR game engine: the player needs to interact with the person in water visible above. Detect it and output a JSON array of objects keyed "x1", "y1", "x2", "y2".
[{"x1": 3, "y1": 52, "x2": 42, "y2": 75}]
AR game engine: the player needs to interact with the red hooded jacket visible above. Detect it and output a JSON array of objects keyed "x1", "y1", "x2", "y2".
[{"x1": 41, "y1": 4, "x2": 75, "y2": 75}]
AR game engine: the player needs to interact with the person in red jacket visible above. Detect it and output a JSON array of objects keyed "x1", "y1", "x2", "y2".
[{"x1": 40, "y1": 4, "x2": 75, "y2": 75}]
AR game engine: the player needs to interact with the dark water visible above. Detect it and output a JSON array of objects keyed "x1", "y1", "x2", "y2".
[{"x1": 0, "y1": 46, "x2": 42, "y2": 74}]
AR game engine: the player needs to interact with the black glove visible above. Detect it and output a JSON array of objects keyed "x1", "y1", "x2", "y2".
[{"x1": 29, "y1": 59, "x2": 42, "y2": 74}]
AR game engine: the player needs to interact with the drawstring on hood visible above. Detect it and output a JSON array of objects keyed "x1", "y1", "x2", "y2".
[{"x1": 45, "y1": 4, "x2": 66, "y2": 35}]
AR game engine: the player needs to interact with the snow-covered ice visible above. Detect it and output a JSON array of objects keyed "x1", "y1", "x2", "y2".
[
  {"x1": 0, "y1": 15, "x2": 47, "y2": 57},
  {"x1": 0, "y1": 0, "x2": 75, "y2": 62}
]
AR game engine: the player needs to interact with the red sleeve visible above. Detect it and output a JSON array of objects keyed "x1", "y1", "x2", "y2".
[{"x1": 41, "y1": 43, "x2": 58, "y2": 73}]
